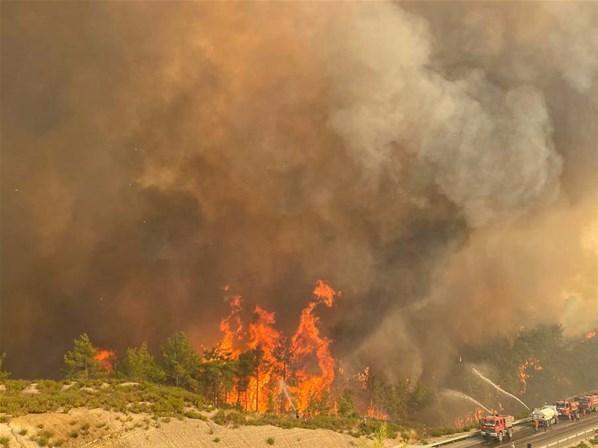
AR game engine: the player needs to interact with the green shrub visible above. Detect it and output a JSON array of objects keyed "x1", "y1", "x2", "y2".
[
  {"x1": 0, "y1": 380, "x2": 207, "y2": 419},
  {"x1": 0, "y1": 436, "x2": 9, "y2": 448},
  {"x1": 266, "y1": 437, "x2": 275, "y2": 445},
  {"x1": 213, "y1": 410, "x2": 247, "y2": 427},
  {"x1": 184, "y1": 410, "x2": 205, "y2": 420},
  {"x1": 213, "y1": 437, "x2": 220, "y2": 443}
]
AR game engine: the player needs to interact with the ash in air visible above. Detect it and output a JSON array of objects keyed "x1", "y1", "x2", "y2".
[{"x1": 1, "y1": 0, "x2": 597, "y2": 397}]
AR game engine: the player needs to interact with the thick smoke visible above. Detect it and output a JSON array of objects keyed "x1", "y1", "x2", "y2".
[{"x1": 1, "y1": 1, "x2": 597, "y2": 387}]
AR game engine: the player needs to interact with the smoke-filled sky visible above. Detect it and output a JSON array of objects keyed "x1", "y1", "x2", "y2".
[{"x1": 1, "y1": 1, "x2": 597, "y2": 380}]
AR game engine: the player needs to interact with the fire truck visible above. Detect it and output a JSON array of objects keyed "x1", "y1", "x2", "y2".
[
  {"x1": 577, "y1": 394, "x2": 598, "y2": 414},
  {"x1": 480, "y1": 415, "x2": 514, "y2": 442},
  {"x1": 556, "y1": 400, "x2": 580, "y2": 420}
]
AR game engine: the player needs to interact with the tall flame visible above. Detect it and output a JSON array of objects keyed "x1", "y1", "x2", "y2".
[
  {"x1": 246, "y1": 306, "x2": 283, "y2": 412},
  {"x1": 216, "y1": 280, "x2": 339, "y2": 413},
  {"x1": 289, "y1": 280, "x2": 337, "y2": 412},
  {"x1": 219, "y1": 294, "x2": 244, "y2": 358}
]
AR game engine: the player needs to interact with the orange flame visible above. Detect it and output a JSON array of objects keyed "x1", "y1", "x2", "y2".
[
  {"x1": 94, "y1": 349, "x2": 116, "y2": 373},
  {"x1": 246, "y1": 306, "x2": 283, "y2": 412},
  {"x1": 289, "y1": 280, "x2": 337, "y2": 412},
  {"x1": 455, "y1": 408, "x2": 483, "y2": 429},
  {"x1": 518, "y1": 357, "x2": 543, "y2": 394},
  {"x1": 216, "y1": 280, "x2": 339, "y2": 413},
  {"x1": 367, "y1": 401, "x2": 389, "y2": 421},
  {"x1": 312, "y1": 279, "x2": 337, "y2": 306},
  {"x1": 219, "y1": 295, "x2": 244, "y2": 358},
  {"x1": 585, "y1": 329, "x2": 597, "y2": 340}
]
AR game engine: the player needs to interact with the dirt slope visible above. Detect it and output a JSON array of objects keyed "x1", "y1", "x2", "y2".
[{"x1": 0, "y1": 409, "x2": 384, "y2": 448}]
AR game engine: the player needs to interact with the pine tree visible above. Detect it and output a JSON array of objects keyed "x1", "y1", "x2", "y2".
[
  {"x1": 63, "y1": 333, "x2": 104, "y2": 379},
  {"x1": 338, "y1": 389, "x2": 356, "y2": 417},
  {"x1": 120, "y1": 343, "x2": 165, "y2": 382},
  {"x1": 198, "y1": 347, "x2": 237, "y2": 406},
  {"x1": 0, "y1": 353, "x2": 10, "y2": 380},
  {"x1": 160, "y1": 332, "x2": 199, "y2": 389},
  {"x1": 236, "y1": 349, "x2": 259, "y2": 410}
]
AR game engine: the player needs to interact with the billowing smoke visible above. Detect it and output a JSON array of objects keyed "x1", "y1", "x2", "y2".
[{"x1": 1, "y1": 0, "x2": 597, "y2": 388}]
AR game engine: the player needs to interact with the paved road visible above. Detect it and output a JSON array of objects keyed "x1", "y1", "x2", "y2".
[{"x1": 436, "y1": 414, "x2": 598, "y2": 448}]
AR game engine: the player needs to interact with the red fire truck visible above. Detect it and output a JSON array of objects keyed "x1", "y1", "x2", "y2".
[
  {"x1": 556, "y1": 400, "x2": 580, "y2": 420},
  {"x1": 480, "y1": 415, "x2": 514, "y2": 442},
  {"x1": 578, "y1": 394, "x2": 598, "y2": 414}
]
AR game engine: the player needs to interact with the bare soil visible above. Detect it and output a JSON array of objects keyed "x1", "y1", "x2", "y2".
[{"x1": 0, "y1": 408, "x2": 388, "y2": 448}]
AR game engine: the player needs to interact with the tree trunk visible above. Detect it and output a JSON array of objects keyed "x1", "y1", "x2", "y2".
[
  {"x1": 255, "y1": 371, "x2": 259, "y2": 412},
  {"x1": 280, "y1": 363, "x2": 286, "y2": 414}
]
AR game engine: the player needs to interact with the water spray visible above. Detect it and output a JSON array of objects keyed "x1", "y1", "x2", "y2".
[
  {"x1": 472, "y1": 368, "x2": 530, "y2": 410},
  {"x1": 279, "y1": 379, "x2": 297, "y2": 412},
  {"x1": 442, "y1": 389, "x2": 492, "y2": 413}
]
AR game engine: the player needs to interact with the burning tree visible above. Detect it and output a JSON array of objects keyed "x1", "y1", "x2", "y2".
[
  {"x1": 63, "y1": 333, "x2": 107, "y2": 379},
  {"x1": 197, "y1": 347, "x2": 237, "y2": 407},
  {"x1": 213, "y1": 280, "x2": 340, "y2": 414},
  {"x1": 518, "y1": 358, "x2": 543, "y2": 394}
]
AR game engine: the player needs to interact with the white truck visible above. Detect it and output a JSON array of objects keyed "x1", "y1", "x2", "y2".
[{"x1": 531, "y1": 405, "x2": 559, "y2": 431}]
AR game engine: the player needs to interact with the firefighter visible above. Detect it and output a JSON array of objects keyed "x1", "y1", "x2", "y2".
[{"x1": 533, "y1": 419, "x2": 539, "y2": 432}]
